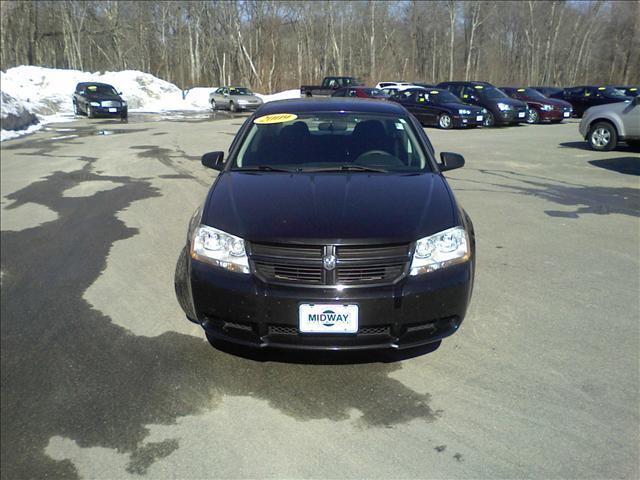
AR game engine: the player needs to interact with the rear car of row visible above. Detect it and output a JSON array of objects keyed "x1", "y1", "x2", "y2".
[
  {"x1": 175, "y1": 99, "x2": 475, "y2": 351},
  {"x1": 73, "y1": 82, "x2": 128, "y2": 120},
  {"x1": 437, "y1": 81, "x2": 527, "y2": 127},
  {"x1": 579, "y1": 96, "x2": 640, "y2": 151},
  {"x1": 501, "y1": 87, "x2": 572, "y2": 123}
]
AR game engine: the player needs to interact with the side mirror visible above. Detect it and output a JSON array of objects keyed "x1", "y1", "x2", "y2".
[
  {"x1": 439, "y1": 152, "x2": 465, "y2": 172},
  {"x1": 201, "y1": 151, "x2": 225, "y2": 170}
]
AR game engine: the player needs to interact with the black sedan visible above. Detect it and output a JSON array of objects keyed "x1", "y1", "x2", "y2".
[
  {"x1": 175, "y1": 99, "x2": 475, "y2": 351},
  {"x1": 72, "y1": 82, "x2": 128, "y2": 120},
  {"x1": 561, "y1": 86, "x2": 632, "y2": 117},
  {"x1": 390, "y1": 88, "x2": 485, "y2": 129}
]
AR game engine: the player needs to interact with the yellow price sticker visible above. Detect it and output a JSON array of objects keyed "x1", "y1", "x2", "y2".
[
  {"x1": 254, "y1": 113, "x2": 298, "y2": 125},
  {"x1": 474, "y1": 85, "x2": 484, "y2": 89},
  {"x1": 430, "y1": 90, "x2": 439, "y2": 94},
  {"x1": 517, "y1": 88, "x2": 525, "y2": 92},
  {"x1": 630, "y1": 88, "x2": 637, "y2": 91},
  {"x1": 87, "y1": 86, "x2": 97, "y2": 91},
  {"x1": 597, "y1": 87, "x2": 606, "y2": 90}
]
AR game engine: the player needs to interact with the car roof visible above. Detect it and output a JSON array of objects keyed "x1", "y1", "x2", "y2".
[
  {"x1": 256, "y1": 98, "x2": 407, "y2": 115},
  {"x1": 76, "y1": 82, "x2": 114, "y2": 88},
  {"x1": 438, "y1": 81, "x2": 493, "y2": 86}
]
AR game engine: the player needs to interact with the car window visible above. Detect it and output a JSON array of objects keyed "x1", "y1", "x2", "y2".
[
  {"x1": 229, "y1": 87, "x2": 253, "y2": 96},
  {"x1": 461, "y1": 86, "x2": 478, "y2": 100},
  {"x1": 416, "y1": 91, "x2": 428, "y2": 103},
  {"x1": 429, "y1": 90, "x2": 461, "y2": 104},
  {"x1": 346, "y1": 89, "x2": 358, "y2": 97},
  {"x1": 233, "y1": 112, "x2": 432, "y2": 173},
  {"x1": 85, "y1": 85, "x2": 118, "y2": 95}
]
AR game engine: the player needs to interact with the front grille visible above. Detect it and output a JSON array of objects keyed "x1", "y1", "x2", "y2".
[
  {"x1": 267, "y1": 324, "x2": 390, "y2": 336},
  {"x1": 250, "y1": 242, "x2": 410, "y2": 287},
  {"x1": 101, "y1": 100, "x2": 121, "y2": 107}
]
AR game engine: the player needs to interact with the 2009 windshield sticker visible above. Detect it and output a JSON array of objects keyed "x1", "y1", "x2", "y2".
[{"x1": 254, "y1": 113, "x2": 298, "y2": 124}]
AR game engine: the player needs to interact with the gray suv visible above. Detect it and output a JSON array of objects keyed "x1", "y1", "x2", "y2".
[{"x1": 579, "y1": 97, "x2": 640, "y2": 151}]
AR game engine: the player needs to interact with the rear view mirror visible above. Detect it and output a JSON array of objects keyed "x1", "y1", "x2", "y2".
[
  {"x1": 439, "y1": 152, "x2": 465, "y2": 171},
  {"x1": 202, "y1": 151, "x2": 225, "y2": 170}
]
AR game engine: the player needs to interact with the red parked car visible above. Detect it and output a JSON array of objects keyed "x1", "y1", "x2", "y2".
[
  {"x1": 501, "y1": 87, "x2": 573, "y2": 124},
  {"x1": 332, "y1": 87, "x2": 388, "y2": 99}
]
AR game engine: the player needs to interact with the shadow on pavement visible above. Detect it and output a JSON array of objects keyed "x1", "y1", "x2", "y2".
[
  {"x1": 559, "y1": 141, "x2": 640, "y2": 153},
  {"x1": 589, "y1": 157, "x2": 640, "y2": 176}
]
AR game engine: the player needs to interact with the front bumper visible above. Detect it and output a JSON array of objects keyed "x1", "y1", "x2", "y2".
[
  {"x1": 236, "y1": 103, "x2": 262, "y2": 111},
  {"x1": 495, "y1": 108, "x2": 527, "y2": 125},
  {"x1": 93, "y1": 106, "x2": 127, "y2": 117},
  {"x1": 452, "y1": 114, "x2": 484, "y2": 128},
  {"x1": 538, "y1": 109, "x2": 568, "y2": 122},
  {"x1": 182, "y1": 255, "x2": 474, "y2": 351}
]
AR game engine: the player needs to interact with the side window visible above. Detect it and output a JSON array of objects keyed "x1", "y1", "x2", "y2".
[
  {"x1": 401, "y1": 91, "x2": 416, "y2": 102},
  {"x1": 327, "y1": 79, "x2": 337, "y2": 88},
  {"x1": 416, "y1": 91, "x2": 428, "y2": 103},
  {"x1": 347, "y1": 89, "x2": 357, "y2": 97},
  {"x1": 460, "y1": 86, "x2": 473, "y2": 100}
]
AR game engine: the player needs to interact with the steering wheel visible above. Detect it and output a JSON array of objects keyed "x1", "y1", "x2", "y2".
[{"x1": 354, "y1": 150, "x2": 404, "y2": 167}]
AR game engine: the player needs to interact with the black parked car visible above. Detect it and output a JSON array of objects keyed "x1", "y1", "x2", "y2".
[
  {"x1": 561, "y1": 86, "x2": 632, "y2": 117},
  {"x1": 437, "y1": 81, "x2": 527, "y2": 127},
  {"x1": 175, "y1": 99, "x2": 475, "y2": 351},
  {"x1": 73, "y1": 82, "x2": 127, "y2": 120},
  {"x1": 390, "y1": 88, "x2": 485, "y2": 128}
]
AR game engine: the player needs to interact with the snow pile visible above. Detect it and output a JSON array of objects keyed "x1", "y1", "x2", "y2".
[
  {"x1": 256, "y1": 89, "x2": 301, "y2": 102},
  {"x1": 1, "y1": 91, "x2": 40, "y2": 140}
]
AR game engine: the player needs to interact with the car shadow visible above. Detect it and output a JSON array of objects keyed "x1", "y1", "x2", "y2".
[
  {"x1": 207, "y1": 335, "x2": 441, "y2": 364},
  {"x1": 559, "y1": 141, "x2": 640, "y2": 153},
  {"x1": 589, "y1": 157, "x2": 640, "y2": 176}
]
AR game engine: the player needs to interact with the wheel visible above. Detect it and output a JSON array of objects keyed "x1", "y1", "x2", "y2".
[
  {"x1": 174, "y1": 246, "x2": 198, "y2": 323},
  {"x1": 438, "y1": 113, "x2": 453, "y2": 129},
  {"x1": 483, "y1": 112, "x2": 495, "y2": 127},
  {"x1": 210, "y1": 99, "x2": 217, "y2": 111},
  {"x1": 588, "y1": 122, "x2": 617, "y2": 151},
  {"x1": 73, "y1": 102, "x2": 79, "y2": 115},
  {"x1": 229, "y1": 101, "x2": 237, "y2": 113},
  {"x1": 526, "y1": 109, "x2": 539, "y2": 124},
  {"x1": 87, "y1": 105, "x2": 95, "y2": 118}
]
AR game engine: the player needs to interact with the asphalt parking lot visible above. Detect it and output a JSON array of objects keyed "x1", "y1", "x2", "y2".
[{"x1": 1, "y1": 112, "x2": 638, "y2": 479}]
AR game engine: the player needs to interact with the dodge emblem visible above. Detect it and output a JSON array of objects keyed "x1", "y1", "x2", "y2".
[{"x1": 323, "y1": 254, "x2": 336, "y2": 271}]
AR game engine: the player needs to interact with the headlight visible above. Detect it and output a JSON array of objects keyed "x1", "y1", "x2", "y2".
[
  {"x1": 481, "y1": 108, "x2": 488, "y2": 114},
  {"x1": 458, "y1": 109, "x2": 471, "y2": 115},
  {"x1": 90, "y1": 101, "x2": 100, "y2": 107},
  {"x1": 191, "y1": 225, "x2": 249, "y2": 274},
  {"x1": 541, "y1": 104, "x2": 553, "y2": 111},
  {"x1": 410, "y1": 226, "x2": 470, "y2": 275},
  {"x1": 121, "y1": 101, "x2": 127, "y2": 106},
  {"x1": 497, "y1": 102, "x2": 512, "y2": 111}
]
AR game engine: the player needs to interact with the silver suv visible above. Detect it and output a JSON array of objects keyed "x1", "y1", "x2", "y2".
[{"x1": 579, "y1": 97, "x2": 640, "y2": 151}]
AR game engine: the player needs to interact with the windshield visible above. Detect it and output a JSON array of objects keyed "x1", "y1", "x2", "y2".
[
  {"x1": 517, "y1": 88, "x2": 547, "y2": 100},
  {"x1": 363, "y1": 88, "x2": 387, "y2": 97},
  {"x1": 477, "y1": 86, "x2": 508, "y2": 99},
  {"x1": 229, "y1": 87, "x2": 253, "y2": 96},
  {"x1": 429, "y1": 90, "x2": 462, "y2": 104},
  {"x1": 232, "y1": 112, "x2": 431, "y2": 173},
  {"x1": 600, "y1": 87, "x2": 626, "y2": 97},
  {"x1": 85, "y1": 85, "x2": 118, "y2": 95}
]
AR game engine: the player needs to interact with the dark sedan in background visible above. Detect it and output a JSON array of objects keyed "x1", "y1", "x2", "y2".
[
  {"x1": 502, "y1": 87, "x2": 572, "y2": 123},
  {"x1": 561, "y1": 86, "x2": 632, "y2": 117},
  {"x1": 331, "y1": 87, "x2": 388, "y2": 99},
  {"x1": 72, "y1": 82, "x2": 127, "y2": 120},
  {"x1": 391, "y1": 88, "x2": 485, "y2": 129},
  {"x1": 437, "y1": 81, "x2": 527, "y2": 127}
]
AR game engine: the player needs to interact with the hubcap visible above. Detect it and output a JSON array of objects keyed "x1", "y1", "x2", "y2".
[
  {"x1": 591, "y1": 128, "x2": 611, "y2": 147},
  {"x1": 440, "y1": 115, "x2": 451, "y2": 128},
  {"x1": 527, "y1": 110, "x2": 537, "y2": 123}
]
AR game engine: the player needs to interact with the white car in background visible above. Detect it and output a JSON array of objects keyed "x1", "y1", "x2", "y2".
[
  {"x1": 579, "y1": 97, "x2": 640, "y2": 151},
  {"x1": 209, "y1": 86, "x2": 263, "y2": 112},
  {"x1": 378, "y1": 83, "x2": 426, "y2": 97}
]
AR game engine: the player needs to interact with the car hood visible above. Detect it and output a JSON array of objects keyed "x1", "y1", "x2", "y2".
[
  {"x1": 85, "y1": 92, "x2": 122, "y2": 101},
  {"x1": 439, "y1": 102, "x2": 484, "y2": 113},
  {"x1": 482, "y1": 97, "x2": 527, "y2": 108},
  {"x1": 524, "y1": 97, "x2": 571, "y2": 108},
  {"x1": 201, "y1": 172, "x2": 457, "y2": 244},
  {"x1": 230, "y1": 95, "x2": 262, "y2": 102}
]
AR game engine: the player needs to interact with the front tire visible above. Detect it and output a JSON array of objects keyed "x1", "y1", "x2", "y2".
[
  {"x1": 483, "y1": 112, "x2": 495, "y2": 127},
  {"x1": 87, "y1": 105, "x2": 95, "y2": 118},
  {"x1": 526, "y1": 109, "x2": 539, "y2": 124},
  {"x1": 211, "y1": 99, "x2": 217, "y2": 111},
  {"x1": 174, "y1": 247, "x2": 198, "y2": 323},
  {"x1": 229, "y1": 101, "x2": 237, "y2": 113},
  {"x1": 438, "y1": 113, "x2": 453, "y2": 129},
  {"x1": 588, "y1": 122, "x2": 617, "y2": 151},
  {"x1": 73, "y1": 102, "x2": 79, "y2": 115}
]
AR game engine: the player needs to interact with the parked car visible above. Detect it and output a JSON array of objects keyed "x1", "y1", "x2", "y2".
[
  {"x1": 529, "y1": 86, "x2": 565, "y2": 99},
  {"x1": 561, "y1": 86, "x2": 632, "y2": 117},
  {"x1": 501, "y1": 87, "x2": 572, "y2": 123},
  {"x1": 612, "y1": 86, "x2": 639, "y2": 97},
  {"x1": 72, "y1": 82, "x2": 127, "y2": 120},
  {"x1": 209, "y1": 86, "x2": 263, "y2": 112},
  {"x1": 390, "y1": 88, "x2": 485, "y2": 129},
  {"x1": 332, "y1": 87, "x2": 388, "y2": 99},
  {"x1": 380, "y1": 84, "x2": 424, "y2": 96},
  {"x1": 301, "y1": 76, "x2": 363, "y2": 97},
  {"x1": 175, "y1": 98, "x2": 475, "y2": 351},
  {"x1": 579, "y1": 96, "x2": 640, "y2": 151},
  {"x1": 437, "y1": 81, "x2": 527, "y2": 127}
]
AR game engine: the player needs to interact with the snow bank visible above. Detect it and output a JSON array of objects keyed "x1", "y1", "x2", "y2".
[
  {"x1": 1, "y1": 91, "x2": 41, "y2": 141},
  {"x1": 0, "y1": 65, "x2": 301, "y2": 141}
]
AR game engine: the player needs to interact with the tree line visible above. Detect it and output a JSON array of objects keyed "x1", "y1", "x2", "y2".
[{"x1": 1, "y1": 0, "x2": 638, "y2": 92}]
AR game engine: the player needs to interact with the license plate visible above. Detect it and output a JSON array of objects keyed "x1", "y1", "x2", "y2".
[
  {"x1": 476, "y1": 115, "x2": 483, "y2": 121},
  {"x1": 563, "y1": 112, "x2": 570, "y2": 117},
  {"x1": 108, "y1": 108, "x2": 117, "y2": 112},
  {"x1": 299, "y1": 304, "x2": 358, "y2": 333},
  {"x1": 518, "y1": 112, "x2": 526, "y2": 118}
]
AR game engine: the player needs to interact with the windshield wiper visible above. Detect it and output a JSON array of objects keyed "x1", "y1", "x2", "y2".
[
  {"x1": 301, "y1": 165, "x2": 389, "y2": 173},
  {"x1": 234, "y1": 165, "x2": 297, "y2": 172}
]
